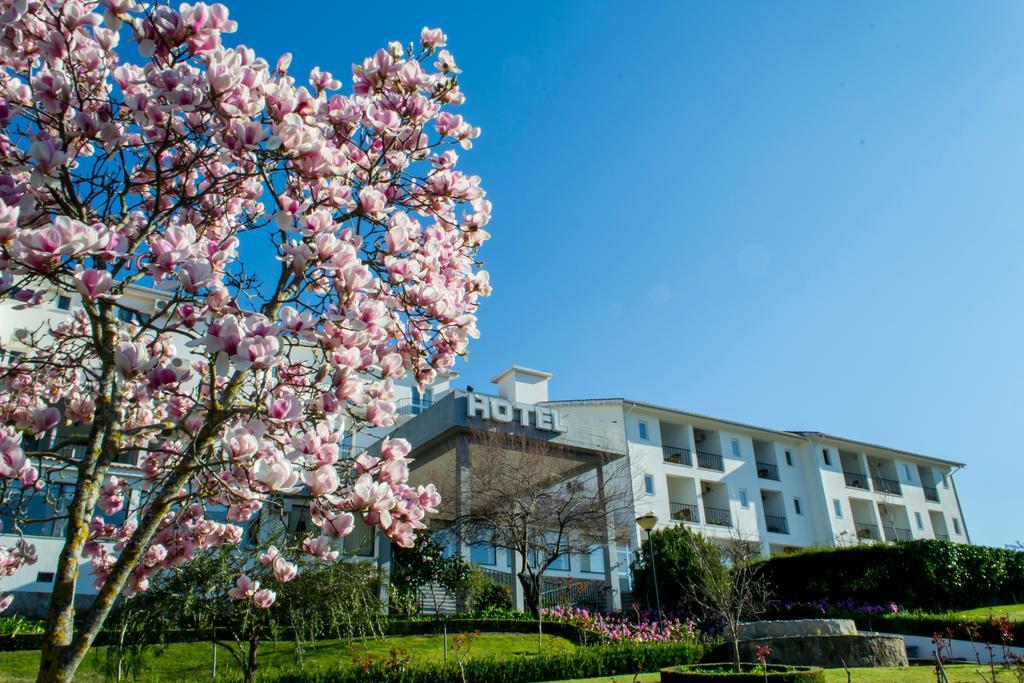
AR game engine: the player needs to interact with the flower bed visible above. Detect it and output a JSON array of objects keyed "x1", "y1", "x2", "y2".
[
  {"x1": 661, "y1": 663, "x2": 825, "y2": 682},
  {"x1": 541, "y1": 605, "x2": 697, "y2": 643}
]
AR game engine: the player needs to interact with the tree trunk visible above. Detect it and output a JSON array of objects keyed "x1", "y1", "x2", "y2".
[
  {"x1": 732, "y1": 634, "x2": 741, "y2": 672},
  {"x1": 519, "y1": 573, "x2": 541, "y2": 619},
  {"x1": 244, "y1": 635, "x2": 259, "y2": 683}
]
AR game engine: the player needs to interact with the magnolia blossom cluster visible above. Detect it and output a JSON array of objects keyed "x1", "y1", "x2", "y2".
[
  {"x1": 541, "y1": 606, "x2": 698, "y2": 644},
  {"x1": 0, "y1": 0, "x2": 490, "y2": 617}
]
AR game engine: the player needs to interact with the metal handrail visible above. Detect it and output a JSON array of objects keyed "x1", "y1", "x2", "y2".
[
  {"x1": 843, "y1": 470, "x2": 869, "y2": 490},
  {"x1": 764, "y1": 514, "x2": 789, "y2": 534},
  {"x1": 884, "y1": 526, "x2": 913, "y2": 542},
  {"x1": 855, "y1": 523, "x2": 879, "y2": 540},
  {"x1": 703, "y1": 505, "x2": 731, "y2": 527},
  {"x1": 872, "y1": 475, "x2": 902, "y2": 496},
  {"x1": 669, "y1": 501, "x2": 699, "y2": 523},
  {"x1": 756, "y1": 461, "x2": 780, "y2": 481},
  {"x1": 696, "y1": 451, "x2": 724, "y2": 471},
  {"x1": 922, "y1": 485, "x2": 940, "y2": 502},
  {"x1": 662, "y1": 445, "x2": 692, "y2": 466}
]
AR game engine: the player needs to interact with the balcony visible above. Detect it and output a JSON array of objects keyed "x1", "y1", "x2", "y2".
[
  {"x1": 935, "y1": 533, "x2": 950, "y2": 541},
  {"x1": 703, "y1": 505, "x2": 731, "y2": 527},
  {"x1": 662, "y1": 445, "x2": 692, "y2": 467},
  {"x1": 855, "y1": 523, "x2": 880, "y2": 540},
  {"x1": 669, "y1": 501, "x2": 700, "y2": 523},
  {"x1": 764, "y1": 514, "x2": 789, "y2": 534},
  {"x1": 395, "y1": 397, "x2": 434, "y2": 416},
  {"x1": 922, "y1": 485, "x2": 940, "y2": 502},
  {"x1": 756, "y1": 461, "x2": 779, "y2": 481},
  {"x1": 872, "y1": 476, "x2": 902, "y2": 496},
  {"x1": 884, "y1": 526, "x2": 913, "y2": 542},
  {"x1": 843, "y1": 470, "x2": 869, "y2": 490},
  {"x1": 696, "y1": 451, "x2": 724, "y2": 472}
]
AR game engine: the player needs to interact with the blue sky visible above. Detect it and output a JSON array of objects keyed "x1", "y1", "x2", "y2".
[{"x1": 230, "y1": 1, "x2": 1023, "y2": 548}]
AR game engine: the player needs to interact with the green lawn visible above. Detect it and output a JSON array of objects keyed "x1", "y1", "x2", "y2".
[
  {"x1": 546, "y1": 664, "x2": 996, "y2": 683},
  {"x1": 0, "y1": 633, "x2": 576, "y2": 682},
  {"x1": 952, "y1": 603, "x2": 1024, "y2": 621}
]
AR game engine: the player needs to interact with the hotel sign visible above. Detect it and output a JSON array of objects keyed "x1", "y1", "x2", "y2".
[{"x1": 466, "y1": 393, "x2": 568, "y2": 433}]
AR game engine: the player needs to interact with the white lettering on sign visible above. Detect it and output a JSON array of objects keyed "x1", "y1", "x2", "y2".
[{"x1": 466, "y1": 395, "x2": 568, "y2": 433}]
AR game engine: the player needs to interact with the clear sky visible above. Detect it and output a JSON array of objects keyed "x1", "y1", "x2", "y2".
[{"x1": 229, "y1": 1, "x2": 1023, "y2": 548}]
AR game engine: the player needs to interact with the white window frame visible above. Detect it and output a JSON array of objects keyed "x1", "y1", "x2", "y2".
[
  {"x1": 785, "y1": 450, "x2": 793, "y2": 466},
  {"x1": 822, "y1": 448, "x2": 832, "y2": 467},
  {"x1": 793, "y1": 497, "x2": 803, "y2": 515},
  {"x1": 731, "y1": 439, "x2": 741, "y2": 457},
  {"x1": 638, "y1": 420, "x2": 649, "y2": 441},
  {"x1": 739, "y1": 489, "x2": 749, "y2": 508},
  {"x1": 914, "y1": 511, "x2": 924, "y2": 530},
  {"x1": 953, "y1": 518, "x2": 962, "y2": 535},
  {"x1": 832, "y1": 498, "x2": 843, "y2": 518}
]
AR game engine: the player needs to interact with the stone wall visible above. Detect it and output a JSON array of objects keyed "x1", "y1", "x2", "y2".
[
  {"x1": 740, "y1": 619, "x2": 857, "y2": 639},
  {"x1": 738, "y1": 634, "x2": 909, "y2": 668}
]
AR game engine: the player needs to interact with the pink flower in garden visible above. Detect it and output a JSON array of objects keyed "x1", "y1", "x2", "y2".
[{"x1": 73, "y1": 267, "x2": 112, "y2": 299}]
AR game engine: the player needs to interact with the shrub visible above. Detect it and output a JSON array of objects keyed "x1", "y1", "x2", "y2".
[
  {"x1": 632, "y1": 525, "x2": 726, "y2": 620},
  {"x1": 661, "y1": 663, "x2": 825, "y2": 682},
  {"x1": 266, "y1": 640, "x2": 706, "y2": 683},
  {"x1": 757, "y1": 540, "x2": 1024, "y2": 612}
]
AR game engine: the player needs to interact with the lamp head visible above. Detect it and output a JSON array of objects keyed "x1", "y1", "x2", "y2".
[{"x1": 636, "y1": 511, "x2": 658, "y2": 532}]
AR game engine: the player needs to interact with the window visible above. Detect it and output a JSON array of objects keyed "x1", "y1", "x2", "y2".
[
  {"x1": 117, "y1": 307, "x2": 134, "y2": 322},
  {"x1": 56, "y1": 296, "x2": 71, "y2": 311},
  {"x1": 738, "y1": 489, "x2": 749, "y2": 508},
  {"x1": 580, "y1": 545, "x2": 605, "y2": 574},
  {"x1": 942, "y1": 474, "x2": 950, "y2": 489},
  {"x1": 341, "y1": 430, "x2": 353, "y2": 455},
  {"x1": 952, "y1": 518, "x2": 962, "y2": 535},
  {"x1": 287, "y1": 505, "x2": 311, "y2": 534},
  {"x1": 793, "y1": 498, "x2": 803, "y2": 515},
  {"x1": 643, "y1": 474, "x2": 655, "y2": 496},
  {"x1": 470, "y1": 543, "x2": 496, "y2": 566},
  {"x1": 36, "y1": 572, "x2": 54, "y2": 583},
  {"x1": 785, "y1": 450, "x2": 793, "y2": 466},
  {"x1": 730, "y1": 439, "x2": 741, "y2": 457},
  {"x1": 904, "y1": 464, "x2": 913, "y2": 481},
  {"x1": 914, "y1": 512, "x2": 924, "y2": 530},
  {"x1": 433, "y1": 529, "x2": 457, "y2": 558},
  {"x1": 617, "y1": 548, "x2": 633, "y2": 592},
  {"x1": 343, "y1": 516, "x2": 375, "y2": 557},
  {"x1": 832, "y1": 499, "x2": 843, "y2": 518},
  {"x1": 638, "y1": 420, "x2": 649, "y2": 441},
  {"x1": 822, "y1": 449, "x2": 832, "y2": 466},
  {"x1": 411, "y1": 387, "x2": 433, "y2": 415}
]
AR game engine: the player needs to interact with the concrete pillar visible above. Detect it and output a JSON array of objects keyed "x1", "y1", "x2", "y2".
[
  {"x1": 455, "y1": 434, "x2": 472, "y2": 563},
  {"x1": 596, "y1": 458, "x2": 622, "y2": 612},
  {"x1": 376, "y1": 530, "x2": 392, "y2": 610},
  {"x1": 510, "y1": 548, "x2": 525, "y2": 611},
  {"x1": 858, "y1": 452, "x2": 873, "y2": 491}
]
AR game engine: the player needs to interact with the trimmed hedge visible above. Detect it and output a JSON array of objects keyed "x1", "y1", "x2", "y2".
[
  {"x1": 759, "y1": 540, "x2": 1024, "y2": 612},
  {"x1": 267, "y1": 640, "x2": 706, "y2": 683},
  {"x1": 661, "y1": 663, "x2": 825, "y2": 682}
]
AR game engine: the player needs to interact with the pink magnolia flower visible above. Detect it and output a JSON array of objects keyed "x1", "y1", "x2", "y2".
[
  {"x1": 73, "y1": 267, "x2": 112, "y2": 300},
  {"x1": 227, "y1": 574, "x2": 258, "y2": 600},
  {"x1": 322, "y1": 512, "x2": 354, "y2": 538},
  {"x1": 302, "y1": 464, "x2": 339, "y2": 497},
  {"x1": 252, "y1": 588, "x2": 276, "y2": 609}
]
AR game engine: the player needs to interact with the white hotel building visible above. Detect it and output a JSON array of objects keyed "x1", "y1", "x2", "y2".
[{"x1": 0, "y1": 290, "x2": 971, "y2": 614}]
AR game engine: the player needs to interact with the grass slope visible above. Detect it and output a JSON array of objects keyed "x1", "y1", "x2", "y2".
[
  {"x1": 545, "y1": 664, "x2": 998, "y2": 683},
  {"x1": 0, "y1": 633, "x2": 576, "y2": 682},
  {"x1": 952, "y1": 604, "x2": 1024, "y2": 621}
]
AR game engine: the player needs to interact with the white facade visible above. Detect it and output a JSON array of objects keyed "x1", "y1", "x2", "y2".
[{"x1": 546, "y1": 398, "x2": 969, "y2": 556}]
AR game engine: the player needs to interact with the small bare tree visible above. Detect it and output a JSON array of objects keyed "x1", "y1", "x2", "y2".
[
  {"x1": 683, "y1": 534, "x2": 773, "y2": 672},
  {"x1": 450, "y1": 428, "x2": 633, "y2": 618}
]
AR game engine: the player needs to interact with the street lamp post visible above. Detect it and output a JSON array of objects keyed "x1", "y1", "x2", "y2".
[{"x1": 636, "y1": 511, "x2": 663, "y2": 623}]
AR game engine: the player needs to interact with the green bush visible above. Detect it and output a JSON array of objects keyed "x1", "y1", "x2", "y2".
[
  {"x1": 758, "y1": 540, "x2": 1024, "y2": 611},
  {"x1": 849, "y1": 612, "x2": 1022, "y2": 647},
  {"x1": 661, "y1": 663, "x2": 825, "y2": 682},
  {"x1": 632, "y1": 525, "x2": 726, "y2": 620},
  {"x1": 266, "y1": 640, "x2": 706, "y2": 683}
]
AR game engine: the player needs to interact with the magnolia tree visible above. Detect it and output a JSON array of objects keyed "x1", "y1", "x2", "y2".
[{"x1": 0, "y1": 1, "x2": 491, "y2": 680}]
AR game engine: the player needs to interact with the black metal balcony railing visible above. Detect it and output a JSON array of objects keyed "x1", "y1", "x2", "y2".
[
  {"x1": 670, "y1": 501, "x2": 700, "y2": 523},
  {"x1": 872, "y1": 475, "x2": 902, "y2": 496},
  {"x1": 884, "y1": 526, "x2": 913, "y2": 542},
  {"x1": 935, "y1": 533, "x2": 950, "y2": 541},
  {"x1": 703, "y1": 505, "x2": 731, "y2": 527},
  {"x1": 696, "y1": 451, "x2": 724, "y2": 472},
  {"x1": 662, "y1": 445, "x2": 693, "y2": 467},
  {"x1": 922, "y1": 485, "x2": 940, "y2": 502},
  {"x1": 756, "y1": 461, "x2": 779, "y2": 481},
  {"x1": 855, "y1": 523, "x2": 880, "y2": 540},
  {"x1": 764, "y1": 514, "x2": 789, "y2": 534},
  {"x1": 843, "y1": 470, "x2": 869, "y2": 490}
]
